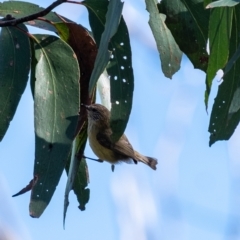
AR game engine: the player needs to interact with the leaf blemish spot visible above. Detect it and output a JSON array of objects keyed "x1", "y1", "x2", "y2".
[
  {"x1": 114, "y1": 76, "x2": 118, "y2": 80},
  {"x1": 124, "y1": 100, "x2": 127, "y2": 103},
  {"x1": 116, "y1": 101, "x2": 119, "y2": 105},
  {"x1": 120, "y1": 42, "x2": 124, "y2": 46},
  {"x1": 121, "y1": 66, "x2": 124, "y2": 70},
  {"x1": 111, "y1": 54, "x2": 114, "y2": 59},
  {"x1": 16, "y1": 44, "x2": 20, "y2": 49},
  {"x1": 123, "y1": 56, "x2": 127, "y2": 60},
  {"x1": 122, "y1": 79, "x2": 126, "y2": 83}
]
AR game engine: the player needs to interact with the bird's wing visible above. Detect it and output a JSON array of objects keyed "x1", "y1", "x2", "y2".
[{"x1": 96, "y1": 131, "x2": 136, "y2": 159}]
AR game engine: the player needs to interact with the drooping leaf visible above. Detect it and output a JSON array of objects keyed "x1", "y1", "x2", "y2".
[
  {"x1": 84, "y1": 0, "x2": 134, "y2": 142},
  {"x1": 158, "y1": 0, "x2": 209, "y2": 72},
  {"x1": 209, "y1": 6, "x2": 240, "y2": 145},
  {"x1": 54, "y1": 22, "x2": 97, "y2": 223},
  {"x1": 64, "y1": 125, "x2": 89, "y2": 227},
  {"x1": 55, "y1": 22, "x2": 97, "y2": 133},
  {"x1": 0, "y1": 1, "x2": 68, "y2": 32},
  {"x1": 146, "y1": 0, "x2": 182, "y2": 79},
  {"x1": 205, "y1": 7, "x2": 233, "y2": 108},
  {"x1": 0, "y1": 24, "x2": 30, "y2": 141},
  {"x1": 207, "y1": 0, "x2": 240, "y2": 8},
  {"x1": 29, "y1": 34, "x2": 80, "y2": 218},
  {"x1": 86, "y1": 0, "x2": 124, "y2": 94},
  {"x1": 107, "y1": 19, "x2": 134, "y2": 142}
]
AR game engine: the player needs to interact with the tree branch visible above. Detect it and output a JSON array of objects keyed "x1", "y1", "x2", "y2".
[{"x1": 0, "y1": 0, "x2": 68, "y2": 27}]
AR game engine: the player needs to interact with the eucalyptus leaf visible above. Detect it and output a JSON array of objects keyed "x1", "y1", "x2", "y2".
[
  {"x1": 158, "y1": 0, "x2": 209, "y2": 72},
  {"x1": 84, "y1": 0, "x2": 134, "y2": 142},
  {"x1": 209, "y1": 6, "x2": 240, "y2": 145},
  {"x1": 0, "y1": 24, "x2": 30, "y2": 141},
  {"x1": 29, "y1": 34, "x2": 80, "y2": 218},
  {"x1": 205, "y1": 7, "x2": 233, "y2": 108},
  {"x1": 146, "y1": 0, "x2": 182, "y2": 78}
]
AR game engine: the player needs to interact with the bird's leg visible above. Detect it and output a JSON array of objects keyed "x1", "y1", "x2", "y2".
[
  {"x1": 111, "y1": 165, "x2": 115, "y2": 172},
  {"x1": 83, "y1": 155, "x2": 104, "y2": 163}
]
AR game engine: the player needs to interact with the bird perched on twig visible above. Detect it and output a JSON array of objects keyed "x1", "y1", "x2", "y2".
[{"x1": 83, "y1": 103, "x2": 158, "y2": 170}]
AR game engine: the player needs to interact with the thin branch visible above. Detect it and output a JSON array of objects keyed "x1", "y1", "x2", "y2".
[{"x1": 0, "y1": 0, "x2": 68, "y2": 27}]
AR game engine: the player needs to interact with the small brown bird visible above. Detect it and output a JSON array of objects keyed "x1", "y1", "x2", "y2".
[{"x1": 84, "y1": 104, "x2": 158, "y2": 170}]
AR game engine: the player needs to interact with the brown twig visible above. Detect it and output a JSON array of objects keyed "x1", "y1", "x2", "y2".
[{"x1": 0, "y1": 0, "x2": 68, "y2": 27}]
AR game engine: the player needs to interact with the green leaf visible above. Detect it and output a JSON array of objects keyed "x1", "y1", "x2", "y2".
[
  {"x1": 146, "y1": 0, "x2": 182, "y2": 78},
  {"x1": 209, "y1": 6, "x2": 240, "y2": 145},
  {"x1": 205, "y1": 7, "x2": 233, "y2": 108},
  {"x1": 0, "y1": 1, "x2": 66, "y2": 32},
  {"x1": 64, "y1": 125, "x2": 89, "y2": 227},
  {"x1": 0, "y1": 24, "x2": 30, "y2": 141},
  {"x1": 84, "y1": 0, "x2": 134, "y2": 142},
  {"x1": 158, "y1": 0, "x2": 209, "y2": 72},
  {"x1": 107, "y1": 18, "x2": 134, "y2": 142},
  {"x1": 224, "y1": 43, "x2": 240, "y2": 75},
  {"x1": 29, "y1": 34, "x2": 80, "y2": 218},
  {"x1": 87, "y1": 0, "x2": 124, "y2": 94},
  {"x1": 207, "y1": 0, "x2": 240, "y2": 8}
]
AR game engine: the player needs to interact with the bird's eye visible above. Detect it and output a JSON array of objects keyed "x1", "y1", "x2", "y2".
[{"x1": 92, "y1": 108, "x2": 96, "y2": 112}]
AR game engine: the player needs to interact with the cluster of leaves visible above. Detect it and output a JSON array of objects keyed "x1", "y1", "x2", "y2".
[
  {"x1": 0, "y1": 0, "x2": 134, "y2": 221},
  {"x1": 156, "y1": 0, "x2": 240, "y2": 145},
  {"x1": 1, "y1": 0, "x2": 240, "y2": 224}
]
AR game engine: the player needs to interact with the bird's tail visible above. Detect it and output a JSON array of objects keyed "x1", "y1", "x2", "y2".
[{"x1": 134, "y1": 151, "x2": 158, "y2": 170}]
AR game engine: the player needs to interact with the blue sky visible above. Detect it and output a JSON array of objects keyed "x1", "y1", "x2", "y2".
[{"x1": 1, "y1": 0, "x2": 240, "y2": 239}]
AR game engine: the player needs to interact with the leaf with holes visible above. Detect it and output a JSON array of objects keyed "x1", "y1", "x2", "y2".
[
  {"x1": 29, "y1": 34, "x2": 80, "y2": 218},
  {"x1": 84, "y1": 0, "x2": 134, "y2": 142},
  {"x1": 0, "y1": 24, "x2": 30, "y2": 141},
  {"x1": 146, "y1": 0, "x2": 182, "y2": 78},
  {"x1": 0, "y1": 1, "x2": 69, "y2": 32},
  {"x1": 107, "y1": 18, "x2": 134, "y2": 142},
  {"x1": 158, "y1": 0, "x2": 209, "y2": 72},
  {"x1": 209, "y1": 6, "x2": 240, "y2": 145},
  {"x1": 205, "y1": 7, "x2": 233, "y2": 109}
]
